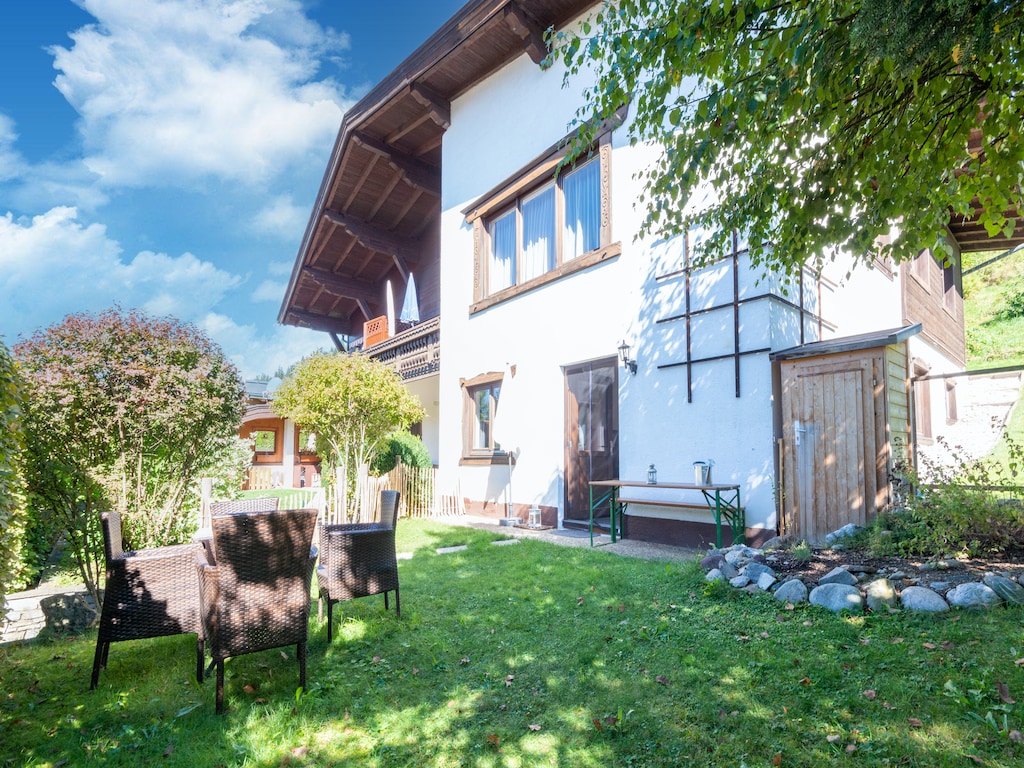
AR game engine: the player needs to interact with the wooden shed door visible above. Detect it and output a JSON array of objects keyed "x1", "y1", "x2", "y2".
[{"x1": 781, "y1": 354, "x2": 880, "y2": 545}]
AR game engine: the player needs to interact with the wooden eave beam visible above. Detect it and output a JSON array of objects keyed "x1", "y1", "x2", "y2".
[
  {"x1": 284, "y1": 308, "x2": 353, "y2": 335},
  {"x1": 351, "y1": 131, "x2": 439, "y2": 195},
  {"x1": 409, "y1": 83, "x2": 451, "y2": 129},
  {"x1": 322, "y1": 209, "x2": 419, "y2": 262},
  {"x1": 504, "y1": 3, "x2": 548, "y2": 65},
  {"x1": 302, "y1": 265, "x2": 379, "y2": 303}
]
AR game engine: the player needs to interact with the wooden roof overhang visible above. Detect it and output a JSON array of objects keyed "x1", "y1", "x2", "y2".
[
  {"x1": 279, "y1": 0, "x2": 597, "y2": 338},
  {"x1": 947, "y1": 128, "x2": 1024, "y2": 253}
]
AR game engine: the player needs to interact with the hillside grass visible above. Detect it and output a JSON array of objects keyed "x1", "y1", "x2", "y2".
[
  {"x1": 963, "y1": 248, "x2": 1024, "y2": 368},
  {"x1": 4, "y1": 520, "x2": 1024, "y2": 767}
]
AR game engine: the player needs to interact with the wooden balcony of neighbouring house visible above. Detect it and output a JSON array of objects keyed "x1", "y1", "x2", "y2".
[{"x1": 356, "y1": 315, "x2": 440, "y2": 382}]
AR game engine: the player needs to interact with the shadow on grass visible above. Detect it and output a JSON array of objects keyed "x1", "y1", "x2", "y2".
[{"x1": 3, "y1": 519, "x2": 1024, "y2": 767}]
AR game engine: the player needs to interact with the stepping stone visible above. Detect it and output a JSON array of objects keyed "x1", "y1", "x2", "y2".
[
  {"x1": 397, "y1": 552, "x2": 413, "y2": 560},
  {"x1": 491, "y1": 539, "x2": 520, "y2": 546},
  {"x1": 436, "y1": 545, "x2": 468, "y2": 555}
]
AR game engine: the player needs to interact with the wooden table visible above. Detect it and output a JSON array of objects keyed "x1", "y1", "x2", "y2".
[{"x1": 588, "y1": 480, "x2": 743, "y2": 548}]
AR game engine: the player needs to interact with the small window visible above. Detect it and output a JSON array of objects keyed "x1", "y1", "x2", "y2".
[
  {"x1": 471, "y1": 382, "x2": 500, "y2": 451},
  {"x1": 942, "y1": 259, "x2": 958, "y2": 313},
  {"x1": 252, "y1": 429, "x2": 277, "y2": 455},
  {"x1": 460, "y1": 372, "x2": 506, "y2": 463},
  {"x1": 297, "y1": 428, "x2": 319, "y2": 461}
]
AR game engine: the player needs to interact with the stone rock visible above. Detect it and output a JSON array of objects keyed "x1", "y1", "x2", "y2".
[
  {"x1": 729, "y1": 575, "x2": 751, "y2": 589},
  {"x1": 946, "y1": 582, "x2": 1001, "y2": 609},
  {"x1": 774, "y1": 579, "x2": 808, "y2": 604},
  {"x1": 864, "y1": 579, "x2": 899, "y2": 612},
  {"x1": 705, "y1": 568, "x2": 725, "y2": 583},
  {"x1": 756, "y1": 572, "x2": 777, "y2": 591},
  {"x1": 742, "y1": 562, "x2": 776, "y2": 583},
  {"x1": 40, "y1": 593, "x2": 97, "y2": 634},
  {"x1": 900, "y1": 586, "x2": 949, "y2": 612},
  {"x1": 825, "y1": 523, "x2": 862, "y2": 546},
  {"x1": 928, "y1": 581, "x2": 952, "y2": 593},
  {"x1": 982, "y1": 573, "x2": 1024, "y2": 606},
  {"x1": 761, "y1": 534, "x2": 801, "y2": 552},
  {"x1": 741, "y1": 583, "x2": 762, "y2": 595},
  {"x1": 718, "y1": 561, "x2": 739, "y2": 580},
  {"x1": 819, "y1": 567, "x2": 859, "y2": 586},
  {"x1": 809, "y1": 583, "x2": 864, "y2": 613},
  {"x1": 700, "y1": 554, "x2": 726, "y2": 571}
]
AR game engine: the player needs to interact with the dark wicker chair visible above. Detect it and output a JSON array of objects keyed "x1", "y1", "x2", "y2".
[
  {"x1": 209, "y1": 497, "x2": 280, "y2": 516},
  {"x1": 196, "y1": 508, "x2": 317, "y2": 713},
  {"x1": 91, "y1": 508, "x2": 203, "y2": 689},
  {"x1": 318, "y1": 490, "x2": 401, "y2": 642}
]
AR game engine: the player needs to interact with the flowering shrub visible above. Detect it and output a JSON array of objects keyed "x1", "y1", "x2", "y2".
[{"x1": 15, "y1": 308, "x2": 246, "y2": 604}]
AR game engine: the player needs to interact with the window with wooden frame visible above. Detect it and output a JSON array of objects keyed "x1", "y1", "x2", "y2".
[
  {"x1": 463, "y1": 112, "x2": 624, "y2": 313},
  {"x1": 295, "y1": 427, "x2": 320, "y2": 463},
  {"x1": 459, "y1": 372, "x2": 507, "y2": 464}
]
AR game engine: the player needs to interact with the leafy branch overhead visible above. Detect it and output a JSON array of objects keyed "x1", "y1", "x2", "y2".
[{"x1": 547, "y1": 0, "x2": 1024, "y2": 275}]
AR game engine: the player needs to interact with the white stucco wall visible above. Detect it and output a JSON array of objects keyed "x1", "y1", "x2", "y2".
[
  {"x1": 405, "y1": 375, "x2": 441, "y2": 466},
  {"x1": 436, "y1": 36, "x2": 932, "y2": 538}
]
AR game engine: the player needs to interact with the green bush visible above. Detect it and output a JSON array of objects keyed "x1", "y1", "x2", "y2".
[
  {"x1": 371, "y1": 431, "x2": 432, "y2": 475},
  {"x1": 870, "y1": 437, "x2": 1024, "y2": 558},
  {"x1": 0, "y1": 340, "x2": 29, "y2": 608}
]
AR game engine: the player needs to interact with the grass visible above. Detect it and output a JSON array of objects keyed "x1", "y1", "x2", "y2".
[
  {"x1": 963, "y1": 249, "x2": 1024, "y2": 368},
  {"x1": 4, "y1": 519, "x2": 1024, "y2": 767}
]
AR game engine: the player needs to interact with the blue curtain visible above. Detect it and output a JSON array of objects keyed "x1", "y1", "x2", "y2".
[
  {"x1": 563, "y1": 158, "x2": 600, "y2": 260},
  {"x1": 521, "y1": 184, "x2": 555, "y2": 282},
  {"x1": 489, "y1": 210, "x2": 516, "y2": 293}
]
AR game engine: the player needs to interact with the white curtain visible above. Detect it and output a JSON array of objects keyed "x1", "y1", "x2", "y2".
[
  {"x1": 489, "y1": 211, "x2": 516, "y2": 293},
  {"x1": 563, "y1": 158, "x2": 600, "y2": 260},
  {"x1": 521, "y1": 184, "x2": 555, "y2": 282}
]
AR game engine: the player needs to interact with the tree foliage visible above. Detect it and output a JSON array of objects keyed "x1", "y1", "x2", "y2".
[
  {"x1": 548, "y1": 0, "x2": 1024, "y2": 275},
  {"x1": 14, "y1": 308, "x2": 246, "y2": 602},
  {"x1": 1, "y1": 339, "x2": 29, "y2": 613},
  {"x1": 271, "y1": 353, "x2": 424, "y2": 484}
]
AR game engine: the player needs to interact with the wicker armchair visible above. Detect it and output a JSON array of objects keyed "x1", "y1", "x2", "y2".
[
  {"x1": 91, "y1": 509, "x2": 202, "y2": 689},
  {"x1": 196, "y1": 508, "x2": 317, "y2": 713},
  {"x1": 209, "y1": 497, "x2": 280, "y2": 516},
  {"x1": 318, "y1": 490, "x2": 401, "y2": 642}
]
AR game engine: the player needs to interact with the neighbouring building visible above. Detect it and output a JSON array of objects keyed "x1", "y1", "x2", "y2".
[
  {"x1": 239, "y1": 379, "x2": 321, "y2": 490},
  {"x1": 279, "y1": 0, "x2": 1023, "y2": 546}
]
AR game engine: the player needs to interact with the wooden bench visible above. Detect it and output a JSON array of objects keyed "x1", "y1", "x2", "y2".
[{"x1": 589, "y1": 480, "x2": 744, "y2": 548}]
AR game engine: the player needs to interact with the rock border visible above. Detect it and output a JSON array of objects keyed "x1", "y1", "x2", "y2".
[{"x1": 701, "y1": 544, "x2": 1024, "y2": 614}]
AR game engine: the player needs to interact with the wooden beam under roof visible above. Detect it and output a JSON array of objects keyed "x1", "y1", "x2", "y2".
[
  {"x1": 351, "y1": 131, "x2": 439, "y2": 194},
  {"x1": 504, "y1": 2, "x2": 547, "y2": 65},
  {"x1": 302, "y1": 265, "x2": 380, "y2": 303},
  {"x1": 409, "y1": 83, "x2": 451, "y2": 129},
  {"x1": 322, "y1": 209, "x2": 419, "y2": 262},
  {"x1": 284, "y1": 308, "x2": 353, "y2": 335}
]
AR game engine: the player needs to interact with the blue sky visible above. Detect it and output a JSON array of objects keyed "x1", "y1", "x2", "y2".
[{"x1": 0, "y1": 0, "x2": 465, "y2": 377}]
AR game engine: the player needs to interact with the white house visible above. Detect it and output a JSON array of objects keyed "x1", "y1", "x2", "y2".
[{"x1": 279, "y1": 0, "x2": 1022, "y2": 546}]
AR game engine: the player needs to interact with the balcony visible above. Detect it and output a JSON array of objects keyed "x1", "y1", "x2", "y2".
[{"x1": 359, "y1": 315, "x2": 440, "y2": 382}]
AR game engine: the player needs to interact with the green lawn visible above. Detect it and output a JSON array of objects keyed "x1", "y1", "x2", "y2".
[{"x1": 3, "y1": 519, "x2": 1024, "y2": 767}]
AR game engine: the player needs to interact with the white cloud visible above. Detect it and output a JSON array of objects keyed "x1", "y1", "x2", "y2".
[
  {"x1": 267, "y1": 259, "x2": 296, "y2": 277},
  {"x1": 51, "y1": 0, "x2": 354, "y2": 187},
  {"x1": 253, "y1": 194, "x2": 309, "y2": 239},
  {"x1": 251, "y1": 279, "x2": 287, "y2": 303},
  {"x1": 198, "y1": 312, "x2": 331, "y2": 378},
  {"x1": 0, "y1": 114, "x2": 25, "y2": 182},
  {"x1": 0, "y1": 206, "x2": 240, "y2": 343}
]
